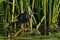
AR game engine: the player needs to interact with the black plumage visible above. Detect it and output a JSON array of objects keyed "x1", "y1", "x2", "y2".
[
  {"x1": 17, "y1": 10, "x2": 30, "y2": 23},
  {"x1": 7, "y1": 10, "x2": 30, "y2": 27}
]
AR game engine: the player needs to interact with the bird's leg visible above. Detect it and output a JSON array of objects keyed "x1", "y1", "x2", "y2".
[
  {"x1": 24, "y1": 23, "x2": 26, "y2": 28},
  {"x1": 26, "y1": 22, "x2": 29, "y2": 28},
  {"x1": 23, "y1": 22, "x2": 30, "y2": 36}
]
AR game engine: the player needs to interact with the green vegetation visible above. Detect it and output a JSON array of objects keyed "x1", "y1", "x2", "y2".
[{"x1": 0, "y1": 0, "x2": 60, "y2": 40}]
